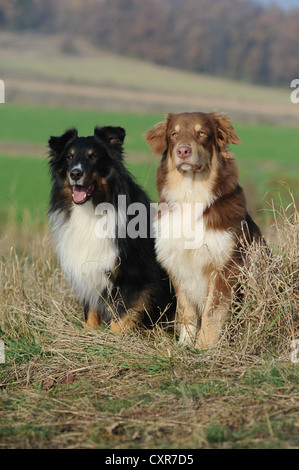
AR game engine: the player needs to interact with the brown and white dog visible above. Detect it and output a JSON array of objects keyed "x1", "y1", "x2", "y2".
[{"x1": 145, "y1": 112, "x2": 262, "y2": 349}]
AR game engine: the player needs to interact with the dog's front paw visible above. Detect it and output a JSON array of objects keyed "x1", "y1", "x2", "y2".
[
  {"x1": 194, "y1": 329, "x2": 219, "y2": 350},
  {"x1": 178, "y1": 324, "x2": 197, "y2": 346}
]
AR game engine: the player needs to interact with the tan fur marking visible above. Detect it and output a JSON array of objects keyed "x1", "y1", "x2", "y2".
[
  {"x1": 91, "y1": 173, "x2": 110, "y2": 206},
  {"x1": 195, "y1": 124, "x2": 202, "y2": 132},
  {"x1": 110, "y1": 289, "x2": 151, "y2": 333},
  {"x1": 110, "y1": 313, "x2": 138, "y2": 333},
  {"x1": 63, "y1": 177, "x2": 73, "y2": 204},
  {"x1": 85, "y1": 308, "x2": 101, "y2": 329}
]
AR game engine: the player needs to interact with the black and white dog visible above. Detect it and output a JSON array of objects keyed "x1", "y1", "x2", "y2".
[{"x1": 48, "y1": 126, "x2": 175, "y2": 331}]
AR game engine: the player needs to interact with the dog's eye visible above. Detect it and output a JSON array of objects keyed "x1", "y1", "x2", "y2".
[
  {"x1": 67, "y1": 153, "x2": 74, "y2": 160},
  {"x1": 171, "y1": 131, "x2": 178, "y2": 137},
  {"x1": 87, "y1": 152, "x2": 96, "y2": 160},
  {"x1": 198, "y1": 131, "x2": 206, "y2": 137}
]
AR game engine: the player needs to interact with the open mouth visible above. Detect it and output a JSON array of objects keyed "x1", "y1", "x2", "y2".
[{"x1": 71, "y1": 183, "x2": 95, "y2": 204}]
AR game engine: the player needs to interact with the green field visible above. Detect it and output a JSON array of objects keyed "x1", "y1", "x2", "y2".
[{"x1": 0, "y1": 104, "x2": 298, "y2": 229}]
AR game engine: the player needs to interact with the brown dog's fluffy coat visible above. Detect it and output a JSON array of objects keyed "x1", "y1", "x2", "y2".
[{"x1": 145, "y1": 112, "x2": 262, "y2": 349}]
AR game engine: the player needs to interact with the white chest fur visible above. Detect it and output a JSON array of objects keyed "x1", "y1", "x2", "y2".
[
  {"x1": 154, "y1": 207, "x2": 234, "y2": 312},
  {"x1": 49, "y1": 202, "x2": 118, "y2": 308}
]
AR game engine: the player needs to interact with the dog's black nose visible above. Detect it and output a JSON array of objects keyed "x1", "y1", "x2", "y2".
[{"x1": 70, "y1": 168, "x2": 83, "y2": 181}]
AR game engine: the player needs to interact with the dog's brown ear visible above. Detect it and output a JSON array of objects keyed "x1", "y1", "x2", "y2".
[
  {"x1": 211, "y1": 112, "x2": 241, "y2": 158},
  {"x1": 144, "y1": 120, "x2": 168, "y2": 156}
]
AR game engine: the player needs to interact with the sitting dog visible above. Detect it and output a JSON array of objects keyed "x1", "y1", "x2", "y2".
[
  {"x1": 145, "y1": 112, "x2": 262, "y2": 349},
  {"x1": 48, "y1": 126, "x2": 175, "y2": 332}
]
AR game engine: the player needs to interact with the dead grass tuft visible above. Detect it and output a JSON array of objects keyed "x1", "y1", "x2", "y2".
[{"x1": 225, "y1": 193, "x2": 298, "y2": 359}]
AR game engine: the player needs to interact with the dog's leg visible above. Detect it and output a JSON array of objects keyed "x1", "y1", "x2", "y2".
[
  {"x1": 176, "y1": 288, "x2": 198, "y2": 345},
  {"x1": 110, "y1": 309, "x2": 143, "y2": 333},
  {"x1": 85, "y1": 307, "x2": 102, "y2": 329},
  {"x1": 110, "y1": 289, "x2": 150, "y2": 333},
  {"x1": 195, "y1": 272, "x2": 231, "y2": 349}
]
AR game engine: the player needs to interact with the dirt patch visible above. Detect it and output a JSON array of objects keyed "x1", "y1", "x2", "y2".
[
  {"x1": 5, "y1": 77, "x2": 299, "y2": 124},
  {"x1": 0, "y1": 141, "x2": 47, "y2": 158},
  {"x1": 0, "y1": 140, "x2": 149, "y2": 163}
]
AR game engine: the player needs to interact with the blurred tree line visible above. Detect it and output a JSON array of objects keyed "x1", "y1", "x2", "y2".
[{"x1": 0, "y1": 0, "x2": 298, "y2": 86}]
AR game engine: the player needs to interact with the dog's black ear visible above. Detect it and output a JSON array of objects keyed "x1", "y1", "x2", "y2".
[
  {"x1": 48, "y1": 128, "x2": 78, "y2": 156},
  {"x1": 94, "y1": 126, "x2": 126, "y2": 147}
]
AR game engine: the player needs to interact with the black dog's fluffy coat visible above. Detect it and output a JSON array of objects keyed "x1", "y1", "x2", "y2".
[{"x1": 48, "y1": 126, "x2": 175, "y2": 331}]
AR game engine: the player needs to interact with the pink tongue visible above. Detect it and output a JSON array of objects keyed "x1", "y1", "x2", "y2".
[{"x1": 72, "y1": 186, "x2": 87, "y2": 204}]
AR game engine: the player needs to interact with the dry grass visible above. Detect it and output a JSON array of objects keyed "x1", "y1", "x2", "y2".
[
  {"x1": 0, "y1": 197, "x2": 298, "y2": 449},
  {"x1": 227, "y1": 194, "x2": 298, "y2": 358}
]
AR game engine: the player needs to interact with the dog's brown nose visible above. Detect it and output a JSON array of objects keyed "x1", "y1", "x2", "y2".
[{"x1": 177, "y1": 145, "x2": 192, "y2": 160}]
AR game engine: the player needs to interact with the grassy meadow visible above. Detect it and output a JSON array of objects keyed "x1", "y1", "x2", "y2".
[{"x1": 0, "y1": 102, "x2": 298, "y2": 449}]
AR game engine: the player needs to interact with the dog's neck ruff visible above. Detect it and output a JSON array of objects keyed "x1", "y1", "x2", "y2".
[{"x1": 49, "y1": 201, "x2": 119, "y2": 308}]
